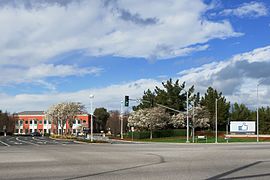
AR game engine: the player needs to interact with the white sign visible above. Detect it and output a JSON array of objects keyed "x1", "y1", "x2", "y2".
[
  {"x1": 230, "y1": 121, "x2": 255, "y2": 133},
  {"x1": 131, "y1": 127, "x2": 134, "y2": 132}
]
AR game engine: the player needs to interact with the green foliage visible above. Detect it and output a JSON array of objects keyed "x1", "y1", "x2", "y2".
[
  {"x1": 133, "y1": 89, "x2": 155, "y2": 110},
  {"x1": 127, "y1": 129, "x2": 186, "y2": 139},
  {"x1": 231, "y1": 103, "x2": 251, "y2": 120},
  {"x1": 200, "y1": 87, "x2": 230, "y2": 129},
  {"x1": 133, "y1": 79, "x2": 195, "y2": 114},
  {"x1": 258, "y1": 107, "x2": 270, "y2": 134},
  {"x1": 94, "y1": 107, "x2": 110, "y2": 131}
]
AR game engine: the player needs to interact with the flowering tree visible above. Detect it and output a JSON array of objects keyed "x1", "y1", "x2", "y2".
[
  {"x1": 128, "y1": 107, "x2": 169, "y2": 139},
  {"x1": 46, "y1": 102, "x2": 85, "y2": 135},
  {"x1": 170, "y1": 106, "x2": 210, "y2": 137}
]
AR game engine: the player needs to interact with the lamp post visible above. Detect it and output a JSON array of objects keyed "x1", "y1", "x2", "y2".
[
  {"x1": 256, "y1": 79, "x2": 268, "y2": 143},
  {"x1": 215, "y1": 98, "x2": 218, "y2": 143},
  {"x1": 89, "y1": 94, "x2": 94, "y2": 142},
  {"x1": 182, "y1": 89, "x2": 189, "y2": 143},
  {"x1": 120, "y1": 101, "x2": 123, "y2": 140}
]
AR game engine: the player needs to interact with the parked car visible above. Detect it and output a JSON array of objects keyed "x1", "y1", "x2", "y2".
[{"x1": 30, "y1": 132, "x2": 41, "y2": 136}]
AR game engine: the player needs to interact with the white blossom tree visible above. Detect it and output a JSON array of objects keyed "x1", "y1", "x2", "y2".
[
  {"x1": 46, "y1": 102, "x2": 85, "y2": 135},
  {"x1": 170, "y1": 106, "x2": 210, "y2": 140},
  {"x1": 128, "y1": 107, "x2": 169, "y2": 139}
]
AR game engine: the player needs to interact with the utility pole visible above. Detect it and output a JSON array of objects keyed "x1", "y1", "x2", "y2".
[{"x1": 120, "y1": 101, "x2": 123, "y2": 140}]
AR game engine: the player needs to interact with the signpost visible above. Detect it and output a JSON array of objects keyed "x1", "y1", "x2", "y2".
[{"x1": 3, "y1": 125, "x2": 6, "y2": 136}]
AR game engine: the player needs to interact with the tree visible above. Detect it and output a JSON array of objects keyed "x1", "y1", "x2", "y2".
[
  {"x1": 94, "y1": 107, "x2": 110, "y2": 132},
  {"x1": 200, "y1": 87, "x2": 230, "y2": 129},
  {"x1": 133, "y1": 89, "x2": 156, "y2": 110},
  {"x1": 155, "y1": 79, "x2": 195, "y2": 113},
  {"x1": 171, "y1": 106, "x2": 210, "y2": 129},
  {"x1": 128, "y1": 107, "x2": 169, "y2": 139},
  {"x1": 231, "y1": 103, "x2": 251, "y2": 120},
  {"x1": 0, "y1": 111, "x2": 15, "y2": 134},
  {"x1": 133, "y1": 79, "x2": 195, "y2": 115},
  {"x1": 46, "y1": 102, "x2": 85, "y2": 135}
]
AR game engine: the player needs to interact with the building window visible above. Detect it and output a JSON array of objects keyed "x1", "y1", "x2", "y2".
[
  {"x1": 83, "y1": 120, "x2": 86, "y2": 124},
  {"x1": 25, "y1": 129, "x2": 29, "y2": 134},
  {"x1": 73, "y1": 129, "x2": 76, "y2": 134},
  {"x1": 44, "y1": 129, "x2": 47, "y2": 133},
  {"x1": 73, "y1": 120, "x2": 76, "y2": 124},
  {"x1": 30, "y1": 120, "x2": 33, "y2": 124},
  {"x1": 16, "y1": 129, "x2": 19, "y2": 133},
  {"x1": 25, "y1": 120, "x2": 28, "y2": 124},
  {"x1": 34, "y1": 129, "x2": 37, "y2": 132},
  {"x1": 44, "y1": 120, "x2": 47, "y2": 124},
  {"x1": 39, "y1": 120, "x2": 42, "y2": 124},
  {"x1": 78, "y1": 120, "x2": 81, "y2": 124},
  {"x1": 20, "y1": 129, "x2": 23, "y2": 133},
  {"x1": 39, "y1": 129, "x2": 42, "y2": 133},
  {"x1": 34, "y1": 120, "x2": 37, "y2": 124},
  {"x1": 49, "y1": 120, "x2": 51, "y2": 124},
  {"x1": 30, "y1": 129, "x2": 33, "y2": 133}
]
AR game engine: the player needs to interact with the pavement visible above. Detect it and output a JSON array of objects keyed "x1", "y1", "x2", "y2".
[{"x1": 1, "y1": 136, "x2": 270, "y2": 179}]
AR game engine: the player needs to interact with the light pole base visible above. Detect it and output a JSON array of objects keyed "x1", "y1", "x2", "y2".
[{"x1": 186, "y1": 141, "x2": 190, "y2": 143}]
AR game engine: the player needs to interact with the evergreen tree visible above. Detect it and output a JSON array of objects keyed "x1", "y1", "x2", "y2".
[
  {"x1": 200, "y1": 87, "x2": 230, "y2": 129},
  {"x1": 231, "y1": 103, "x2": 251, "y2": 120}
]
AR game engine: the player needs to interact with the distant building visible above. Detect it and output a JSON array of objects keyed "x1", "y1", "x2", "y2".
[{"x1": 13, "y1": 111, "x2": 90, "y2": 135}]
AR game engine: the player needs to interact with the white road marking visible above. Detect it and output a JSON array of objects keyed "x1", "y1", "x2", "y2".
[
  {"x1": 0, "y1": 140, "x2": 10, "y2": 147},
  {"x1": 16, "y1": 137, "x2": 40, "y2": 146}
]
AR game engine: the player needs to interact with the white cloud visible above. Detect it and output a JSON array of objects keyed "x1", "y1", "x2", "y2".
[
  {"x1": 220, "y1": 1, "x2": 268, "y2": 18},
  {"x1": 0, "y1": 64, "x2": 102, "y2": 86},
  {"x1": 178, "y1": 45, "x2": 270, "y2": 109},
  {"x1": 0, "y1": 79, "x2": 159, "y2": 113},
  {"x1": 2, "y1": 45, "x2": 270, "y2": 112},
  {"x1": 0, "y1": 0, "x2": 240, "y2": 66}
]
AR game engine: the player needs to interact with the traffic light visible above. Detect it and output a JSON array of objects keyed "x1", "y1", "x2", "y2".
[{"x1": 124, "y1": 96, "x2": 129, "y2": 107}]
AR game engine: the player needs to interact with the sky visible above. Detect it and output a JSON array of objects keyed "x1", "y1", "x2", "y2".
[{"x1": 0, "y1": 0, "x2": 270, "y2": 113}]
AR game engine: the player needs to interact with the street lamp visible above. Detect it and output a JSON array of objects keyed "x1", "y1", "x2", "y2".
[
  {"x1": 182, "y1": 89, "x2": 189, "y2": 143},
  {"x1": 120, "y1": 101, "x2": 123, "y2": 140},
  {"x1": 89, "y1": 94, "x2": 94, "y2": 142},
  {"x1": 256, "y1": 79, "x2": 267, "y2": 142},
  {"x1": 215, "y1": 98, "x2": 218, "y2": 143}
]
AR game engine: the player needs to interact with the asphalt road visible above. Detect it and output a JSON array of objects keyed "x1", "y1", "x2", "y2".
[{"x1": 0, "y1": 136, "x2": 270, "y2": 180}]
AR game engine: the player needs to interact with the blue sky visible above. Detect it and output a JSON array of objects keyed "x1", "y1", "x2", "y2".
[{"x1": 0, "y1": 0, "x2": 270, "y2": 112}]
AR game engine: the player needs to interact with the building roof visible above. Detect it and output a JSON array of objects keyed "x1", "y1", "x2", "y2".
[{"x1": 17, "y1": 111, "x2": 45, "y2": 115}]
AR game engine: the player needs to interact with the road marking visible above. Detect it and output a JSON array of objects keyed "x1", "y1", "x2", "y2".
[
  {"x1": 16, "y1": 137, "x2": 40, "y2": 146},
  {"x1": 0, "y1": 140, "x2": 10, "y2": 147}
]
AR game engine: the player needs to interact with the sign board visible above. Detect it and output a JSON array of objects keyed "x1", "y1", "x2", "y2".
[
  {"x1": 131, "y1": 127, "x2": 134, "y2": 132},
  {"x1": 230, "y1": 121, "x2": 255, "y2": 133}
]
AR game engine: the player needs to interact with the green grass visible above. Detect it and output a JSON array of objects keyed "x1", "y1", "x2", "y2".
[{"x1": 134, "y1": 136, "x2": 270, "y2": 143}]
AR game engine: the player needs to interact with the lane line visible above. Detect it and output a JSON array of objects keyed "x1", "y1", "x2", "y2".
[
  {"x1": 16, "y1": 137, "x2": 40, "y2": 146},
  {"x1": 0, "y1": 140, "x2": 10, "y2": 147}
]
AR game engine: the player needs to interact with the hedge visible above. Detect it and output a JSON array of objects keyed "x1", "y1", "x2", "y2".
[{"x1": 126, "y1": 129, "x2": 186, "y2": 139}]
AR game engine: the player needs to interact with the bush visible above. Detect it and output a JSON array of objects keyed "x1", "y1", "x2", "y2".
[{"x1": 127, "y1": 129, "x2": 186, "y2": 139}]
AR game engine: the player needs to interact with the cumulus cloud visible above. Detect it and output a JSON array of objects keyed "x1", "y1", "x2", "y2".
[
  {"x1": 0, "y1": 0, "x2": 240, "y2": 66},
  {"x1": 0, "y1": 79, "x2": 159, "y2": 112},
  {"x1": 178, "y1": 45, "x2": 270, "y2": 109},
  {"x1": 0, "y1": 64, "x2": 102, "y2": 86},
  {"x1": 1, "y1": 45, "x2": 270, "y2": 112},
  {"x1": 220, "y1": 1, "x2": 268, "y2": 18}
]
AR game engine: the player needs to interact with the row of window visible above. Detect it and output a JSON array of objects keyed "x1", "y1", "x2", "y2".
[
  {"x1": 15, "y1": 129, "x2": 51, "y2": 134},
  {"x1": 17, "y1": 120, "x2": 52, "y2": 125},
  {"x1": 17, "y1": 119, "x2": 88, "y2": 125}
]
